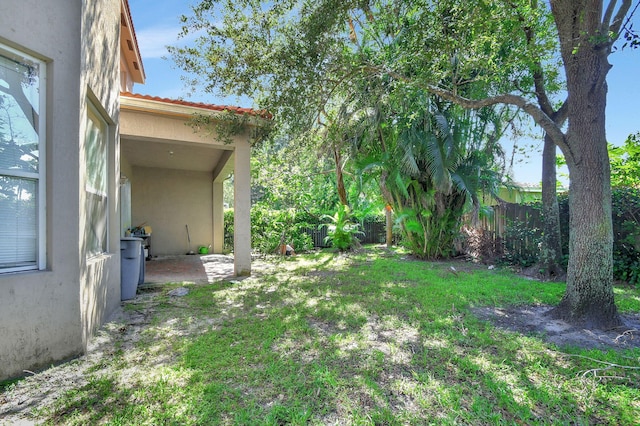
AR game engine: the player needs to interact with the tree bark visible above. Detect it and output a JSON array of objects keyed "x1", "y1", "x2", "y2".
[
  {"x1": 553, "y1": 147, "x2": 620, "y2": 327},
  {"x1": 540, "y1": 134, "x2": 564, "y2": 279},
  {"x1": 549, "y1": 0, "x2": 621, "y2": 328},
  {"x1": 332, "y1": 144, "x2": 349, "y2": 206}
]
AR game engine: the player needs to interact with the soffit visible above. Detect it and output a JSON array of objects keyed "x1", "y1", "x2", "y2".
[
  {"x1": 120, "y1": 0, "x2": 145, "y2": 83},
  {"x1": 121, "y1": 136, "x2": 232, "y2": 173}
]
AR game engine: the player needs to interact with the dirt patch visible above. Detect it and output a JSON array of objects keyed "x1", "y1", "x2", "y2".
[
  {"x1": 472, "y1": 305, "x2": 640, "y2": 350},
  {"x1": 0, "y1": 259, "x2": 274, "y2": 425}
]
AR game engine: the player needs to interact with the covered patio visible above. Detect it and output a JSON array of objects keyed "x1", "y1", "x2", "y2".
[{"x1": 119, "y1": 93, "x2": 258, "y2": 276}]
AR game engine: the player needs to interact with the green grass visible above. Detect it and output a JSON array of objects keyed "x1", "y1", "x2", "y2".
[{"x1": 16, "y1": 247, "x2": 640, "y2": 425}]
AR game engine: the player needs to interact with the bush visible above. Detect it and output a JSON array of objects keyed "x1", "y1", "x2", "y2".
[
  {"x1": 224, "y1": 205, "x2": 314, "y2": 254},
  {"x1": 458, "y1": 226, "x2": 504, "y2": 263},
  {"x1": 557, "y1": 189, "x2": 640, "y2": 285},
  {"x1": 611, "y1": 188, "x2": 640, "y2": 286},
  {"x1": 224, "y1": 209, "x2": 234, "y2": 251},
  {"x1": 502, "y1": 218, "x2": 542, "y2": 267}
]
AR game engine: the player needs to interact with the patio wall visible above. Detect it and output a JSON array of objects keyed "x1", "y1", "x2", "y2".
[{"x1": 131, "y1": 166, "x2": 216, "y2": 256}]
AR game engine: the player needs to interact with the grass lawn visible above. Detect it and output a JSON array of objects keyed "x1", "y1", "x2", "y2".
[{"x1": 2, "y1": 247, "x2": 639, "y2": 425}]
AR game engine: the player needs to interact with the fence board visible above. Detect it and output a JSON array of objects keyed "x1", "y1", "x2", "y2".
[{"x1": 470, "y1": 203, "x2": 543, "y2": 260}]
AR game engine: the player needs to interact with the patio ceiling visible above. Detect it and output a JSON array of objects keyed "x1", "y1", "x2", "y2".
[{"x1": 120, "y1": 136, "x2": 232, "y2": 173}]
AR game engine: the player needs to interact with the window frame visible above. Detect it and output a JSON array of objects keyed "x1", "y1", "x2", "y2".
[
  {"x1": 84, "y1": 100, "x2": 109, "y2": 258},
  {"x1": 0, "y1": 43, "x2": 47, "y2": 274}
]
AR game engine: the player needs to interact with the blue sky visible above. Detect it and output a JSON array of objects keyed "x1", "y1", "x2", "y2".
[{"x1": 128, "y1": 0, "x2": 640, "y2": 184}]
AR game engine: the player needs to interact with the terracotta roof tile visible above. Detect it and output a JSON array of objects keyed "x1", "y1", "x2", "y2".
[{"x1": 121, "y1": 92, "x2": 270, "y2": 118}]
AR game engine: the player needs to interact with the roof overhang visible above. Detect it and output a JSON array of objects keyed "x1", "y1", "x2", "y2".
[
  {"x1": 120, "y1": 92, "x2": 268, "y2": 123},
  {"x1": 120, "y1": 0, "x2": 145, "y2": 84}
]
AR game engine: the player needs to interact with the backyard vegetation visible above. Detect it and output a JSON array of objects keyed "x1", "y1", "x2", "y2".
[
  {"x1": 2, "y1": 248, "x2": 639, "y2": 424},
  {"x1": 4, "y1": 1, "x2": 639, "y2": 423},
  {"x1": 173, "y1": 0, "x2": 640, "y2": 328}
]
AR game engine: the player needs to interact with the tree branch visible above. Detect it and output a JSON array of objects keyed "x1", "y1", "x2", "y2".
[
  {"x1": 607, "y1": 0, "x2": 633, "y2": 36},
  {"x1": 553, "y1": 98, "x2": 569, "y2": 124},
  {"x1": 556, "y1": 350, "x2": 640, "y2": 368},
  {"x1": 425, "y1": 84, "x2": 572, "y2": 162},
  {"x1": 602, "y1": 0, "x2": 619, "y2": 30},
  {"x1": 515, "y1": 0, "x2": 557, "y2": 118},
  {"x1": 361, "y1": 64, "x2": 575, "y2": 164}
]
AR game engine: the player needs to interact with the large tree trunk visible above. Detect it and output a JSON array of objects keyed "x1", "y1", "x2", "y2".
[
  {"x1": 549, "y1": 0, "x2": 621, "y2": 328},
  {"x1": 554, "y1": 152, "x2": 620, "y2": 328},
  {"x1": 540, "y1": 134, "x2": 564, "y2": 279}
]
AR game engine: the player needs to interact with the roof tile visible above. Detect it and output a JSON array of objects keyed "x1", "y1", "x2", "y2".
[{"x1": 121, "y1": 92, "x2": 270, "y2": 118}]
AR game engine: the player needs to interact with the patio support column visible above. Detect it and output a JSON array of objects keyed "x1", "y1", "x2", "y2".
[
  {"x1": 212, "y1": 181, "x2": 224, "y2": 254},
  {"x1": 233, "y1": 140, "x2": 251, "y2": 276}
]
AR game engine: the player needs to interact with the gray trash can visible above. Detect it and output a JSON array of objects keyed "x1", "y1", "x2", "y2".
[
  {"x1": 138, "y1": 242, "x2": 145, "y2": 285},
  {"x1": 120, "y1": 237, "x2": 143, "y2": 300}
]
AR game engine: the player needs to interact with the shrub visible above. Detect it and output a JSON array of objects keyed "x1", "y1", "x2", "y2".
[
  {"x1": 458, "y1": 226, "x2": 504, "y2": 264},
  {"x1": 611, "y1": 188, "x2": 640, "y2": 286},
  {"x1": 224, "y1": 208, "x2": 234, "y2": 251},
  {"x1": 321, "y1": 204, "x2": 363, "y2": 251},
  {"x1": 557, "y1": 188, "x2": 640, "y2": 285},
  {"x1": 501, "y1": 202, "x2": 543, "y2": 268},
  {"x1": 224, "y1": 205, "x2": 314, "y2": 254}
]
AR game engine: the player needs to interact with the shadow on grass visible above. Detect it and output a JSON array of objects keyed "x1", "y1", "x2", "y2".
[
  {"x1": 177, "y1": 252, "x2": 616, "y2": 424},
  {"x1": 15, "y1": 248, "x2": 640, "y2": 425}
]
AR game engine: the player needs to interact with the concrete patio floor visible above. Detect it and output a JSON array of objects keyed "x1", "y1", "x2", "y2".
[{"x1": 142, "y1": 254, "x2": 236, "y2": 285}]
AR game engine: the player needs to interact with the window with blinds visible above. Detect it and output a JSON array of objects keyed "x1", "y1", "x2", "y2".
[{"x1": 0, "y1": 45, "x2": 46, "y2": 273}]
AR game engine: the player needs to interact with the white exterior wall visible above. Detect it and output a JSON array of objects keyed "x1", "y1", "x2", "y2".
[
  {"x1": 131, "y1": 167, "x2": 215, "y2": 255},
  {"x1": 0, "y1": 0, "x2": 122, "y2": 381}
]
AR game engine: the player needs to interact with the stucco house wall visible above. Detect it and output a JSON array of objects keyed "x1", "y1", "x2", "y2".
[
  {"x1": 0, "y1": 0, "x2": 122, "y2": 381},
  {"x1": 79, "y1": 0, "x2": 122, "y2": 350},
  {"x1": 0, "y1": 0, "x2": 256, "y2": 382}
]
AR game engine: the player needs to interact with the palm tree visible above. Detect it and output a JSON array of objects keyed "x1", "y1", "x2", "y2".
[{"x1": 356, "y1": 92, "x2": 506, "y2": 259}]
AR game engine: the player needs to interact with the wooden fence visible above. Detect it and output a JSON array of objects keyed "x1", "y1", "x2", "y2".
[
  {"x1": 475, "y1": 203, "x2": 539, "y2": 237},
  {"x1": 472, "y1": 199, "x2": 639, "y2": 261},
  {"x1": 467, "y1": 203, "x2": 545, "y2": 261}
]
